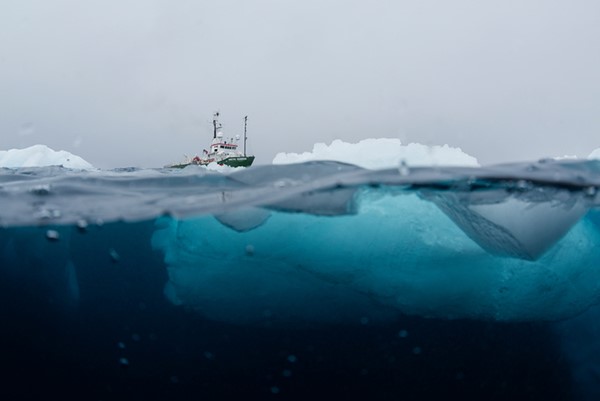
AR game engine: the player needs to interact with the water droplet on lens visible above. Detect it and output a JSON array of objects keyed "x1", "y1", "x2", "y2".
[
  {"x1": 18, "y1": 123, "x2": 35, "y2": 137},
  {"x1": 585, "y1": 186, "x2": 597, "y2": 197},
  {"x1": 526, "y1": 164, "x2": 540, "y2": 172},
  {"x1": 398, "y1": 160, "x2": 410, "y2": 176},
  {"x1": 30, "y1": 184, "x2": 51, "y2": 195},
  {"x1": 46, "y1": 230, "x2": 60, "y2": 241},
  {"x1": 515, "y1": 180, "x2": 529, "y2": 190},
  {"x1": 36, "y1": 208, "x2": 61, "y2": 221}
]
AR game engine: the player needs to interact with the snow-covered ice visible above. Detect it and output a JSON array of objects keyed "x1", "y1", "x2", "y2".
[
  {"x1": 273, "y1": 138, "x2": 479, "y2": 168},
  {"x1": 0, "y1": 144, "x2": 93, "y2": 169}
]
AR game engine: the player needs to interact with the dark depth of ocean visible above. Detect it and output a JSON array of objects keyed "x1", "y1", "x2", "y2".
[{"x1": 1, "y1": 160, "x2": 600, "y2": 400}]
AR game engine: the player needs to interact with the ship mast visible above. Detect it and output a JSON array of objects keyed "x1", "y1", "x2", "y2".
[
  {"x1": 212, "y1": 112, "x2": 220, "y2": 139},
  {"x1": 243, "y1": 116, "x2": 248, "y2": 156}
]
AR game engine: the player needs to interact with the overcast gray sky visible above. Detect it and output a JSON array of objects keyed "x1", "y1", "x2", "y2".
[{"x1": 1, "y1": 0, "x2": 599, "y2": 168}]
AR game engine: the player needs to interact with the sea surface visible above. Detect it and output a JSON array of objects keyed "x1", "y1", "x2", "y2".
[{"x1": 1, "y1": 160, "x2": 600, "y2": 400}]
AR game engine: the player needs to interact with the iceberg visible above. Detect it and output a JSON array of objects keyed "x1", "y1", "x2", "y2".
[
  {"x1": 0, "y1": 144, "x2": 93, "y2": 170},
  {"x1": 152, "y1": 187, "x2": 600, "y2": 324},
  {"x1": 426, "y1": 190, "x2": 589, "y2": 260},
  {"x1": 588, "y1": 147, "x2": 600, "y2": 160},
  {"x1": 273, "y1": 138, "x2": 479, "y2": 169}
]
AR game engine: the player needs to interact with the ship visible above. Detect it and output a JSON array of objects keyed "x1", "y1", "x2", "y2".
[{"x1": 168, "y1": 112, "x2": 255, "y2": 168}]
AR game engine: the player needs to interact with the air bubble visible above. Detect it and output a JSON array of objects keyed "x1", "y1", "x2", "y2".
[
  {"x1": 119, "y1": 357, "x2": 129, "y2": 366},
  {"x1": 109, "y1": 248, "x2": 120, "y2": 263},
  {"x1": 46, "y1": 230, "x2": 60, "y2": 241},
  {"x1": 412, "y1": 346, "x2": 422, "y2": 355},
  {"x1": 245, "y1": 244, "x2": 255, "y2": 256},
  {"x1": 76, "y1": 219, "x2": 88, "y2": 232},
  {"x1": 398, "y1": 329, "x2": 409, "y2": 338},
  {"x1": 287, "y1": 355, "x2": 297, "y2": 363}
]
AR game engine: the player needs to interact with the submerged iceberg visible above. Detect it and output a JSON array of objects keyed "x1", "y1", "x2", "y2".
[
  {"x1": 0, "y1": 144, "x2": 93, "y2": 169},
  {"x1": 152, "y1": 187, "x2": 600, "y2": 325}
]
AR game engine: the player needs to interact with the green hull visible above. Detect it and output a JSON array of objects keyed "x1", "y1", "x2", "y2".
[
  {"x1": 220, "y1": 156, "x2": 255, "y2": 167},
  {"x1": 167, "y1": 155, "x2": 255, "y2": 169}
]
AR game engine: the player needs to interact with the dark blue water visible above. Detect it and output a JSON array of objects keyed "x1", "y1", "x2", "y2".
[{"x1": 1, "y1": 160, "x2": 599, "y2": 400}]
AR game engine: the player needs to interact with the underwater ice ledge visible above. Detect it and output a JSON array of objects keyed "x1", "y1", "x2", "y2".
[{"x1": 152, "y1": 185, "x2": 600, "y2": 324}]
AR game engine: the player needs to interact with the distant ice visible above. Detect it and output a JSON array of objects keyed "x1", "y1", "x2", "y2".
[
  {"x1": 273, "y1": 138, "x2": 479, "y2": 168},
  {"x1": 0, "y1": 144, "x2": 93, "y2": 170},
  {"x1": 588, "y1": 148, "x2": 600, "y2": 160}
]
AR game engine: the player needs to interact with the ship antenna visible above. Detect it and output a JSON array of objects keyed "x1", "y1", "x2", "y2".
[{"x1": 243, "y1": 116, "x2": 248, "y2": 156}]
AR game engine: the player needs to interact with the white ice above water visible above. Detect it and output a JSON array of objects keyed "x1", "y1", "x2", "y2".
[
  {"x1": 4, "y1": 140, "x2": 597, "y2": 169},
  {"x1": 588, "y1": 148, "x2": 600, "y2": 160},
  {"x1": 273, "y1": 138, "x2": 479, "y2": 168},
  {"x1": 0, "y1": 144, "x2": 94, "y2": 170}
]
